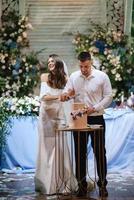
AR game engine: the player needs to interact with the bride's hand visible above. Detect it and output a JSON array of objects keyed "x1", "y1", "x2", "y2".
[{"x1": 68, "y1": 89, "x2": 75, "y2": 97}]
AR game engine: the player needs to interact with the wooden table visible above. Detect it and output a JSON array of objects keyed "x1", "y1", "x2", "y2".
[{"x1": 55, "y1": 125, "x2": 103, "y2": 200}]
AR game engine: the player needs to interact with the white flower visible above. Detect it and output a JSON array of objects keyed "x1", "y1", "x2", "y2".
[
  {"x1": 12, "y1": 83, "x2": 17, "y2": 89},
  {"x1": 21, "y1": 25, "x2": 25, "y2": 28},
  {"x1": 19, "y1": 69, "x2": 23, "y2": 74},
  {"x1": 25, "y1": 63, "x2": 28, "y2": 67},
  {"x1": 10, "y1": 33, "x2": 15, "y2": 37},
  {"x1": 18, "y1": 29, "x2": 23, "y2": 33},
  {"x1": 109, "y1": 56, "x2": 120, "y2": 66},
  {"x1": 0, "y1": 96, "x2": 40, "y2": 116},
  {"x1": 22, "y1": 31, "x2": 27, "y2": 38},
  {"x1": 17, "y1": 36, "x2": 23, "y2": 43},
  {"x1": 22, "y1": 56, "x2": 26, "y2": 62},
  {"x1": 5, "y1": 53, "x2": 8, "y2": 57},
  {"x1": 21, "y1": 16, "x2": 25, "y2": 21},
  {"x1": 89, "y1": 46, "x2": 99, "y2": 53},
  {"x1": 1, "y1": 59, "x2": 5, "y2": 64},
  {"x1": 107, "y1": 54, "x2": 112, "y2": 60},
  {"x1": 104, "y1": 49, "x2": 108, "y2": 55},
  {"x1": 26, "y1": 23, "x2": 33, "y2": 30},
  {"x1": 2, "y1": 65, "x2": 6, "y2": 69},
  {"x1": 10, "y1": 105, "x2": 16, "y2": 111},
  {"x1": 115, "y1": 73, "x2": 122, "y2": 81},
  {"x1": 11, "y1": 59, "x2": 16, "y2": 65},
  {"x1": 5, "y1": 84, "x2": 11, "y2": 89},
  {"x1": 111, "y1": 69, "x2": 116, "y2": 74},
  {"x1": 33, "y1": 107, "x2": 38, "y2": 112}
]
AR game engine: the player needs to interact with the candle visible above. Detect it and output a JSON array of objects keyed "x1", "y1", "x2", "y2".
[{"x1": 121, "y1": 95, "x2": 124, "y2": 103}]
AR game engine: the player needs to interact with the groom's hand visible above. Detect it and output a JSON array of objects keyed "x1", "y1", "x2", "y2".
[{"x1": 60, "y1": 93, "x2": 70, "y2": 101}]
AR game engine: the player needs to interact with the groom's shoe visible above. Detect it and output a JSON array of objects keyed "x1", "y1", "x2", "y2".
[
  {"x1": 76, "y1": 188, "x2": 87, "y2": 198},
  {"x1": 99, "y1": 186, "x2": 108, "y2": 197}
]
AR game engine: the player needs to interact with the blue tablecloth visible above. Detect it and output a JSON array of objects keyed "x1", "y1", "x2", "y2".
[
  {"x1": 0, "y1": 117, "x2": 38, "y2": 173},
  {"x1": 0, "y1": 108, "x2": 134, "y2": 174},
  {"x1": 88, "y1": 107, "x2": 134, "y2": 175}
]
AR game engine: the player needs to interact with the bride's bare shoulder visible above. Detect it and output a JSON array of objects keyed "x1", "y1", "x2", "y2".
[{"x1": 41, "y1": 73, "x2": 48, "y2": 82}]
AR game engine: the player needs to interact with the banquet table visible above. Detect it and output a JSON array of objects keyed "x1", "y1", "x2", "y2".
[{"x1": 0, "y1": 107, "x2": 134, "y2": 174}]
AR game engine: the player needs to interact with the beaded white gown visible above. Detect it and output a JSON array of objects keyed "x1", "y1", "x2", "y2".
[{"x1": 34, "y1": 82, "x2": 77, "y2": 195}]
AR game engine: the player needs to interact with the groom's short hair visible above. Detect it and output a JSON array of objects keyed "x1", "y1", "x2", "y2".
[{"x1": 78, "y1": 51, "x2": 91, "y2": 62}]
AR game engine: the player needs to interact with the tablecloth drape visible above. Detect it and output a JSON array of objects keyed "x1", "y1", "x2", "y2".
[{"x1": 0, "y1": 108, "x2": 134, "y2": 175}]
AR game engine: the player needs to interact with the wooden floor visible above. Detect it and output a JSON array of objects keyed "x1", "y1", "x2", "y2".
[{"x1": 0, "y1": 172, "x2": 134, "y2": 200}]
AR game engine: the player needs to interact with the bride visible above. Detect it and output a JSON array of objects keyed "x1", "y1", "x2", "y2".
[{"x1": 34, "y1": 54, "x2": 77, "y2": 195}]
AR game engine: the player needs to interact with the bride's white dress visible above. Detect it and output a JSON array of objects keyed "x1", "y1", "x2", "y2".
[{"x1": 35, "y1": 82, "x2": 77, "y2": 195}]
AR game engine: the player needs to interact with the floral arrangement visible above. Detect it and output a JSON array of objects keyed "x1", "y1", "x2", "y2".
[
  {"x1": 0, "y1": 10, "x2": 40, "y2": 98},
  {"x1": 72, "y1": 23, "x2": 134, "y2": 98},
  {"x1": 0, "y1": 96, "x2": 40, "y2": 116},
  {"x1": 0, "y1": 96, "x2": 40, "y2": 152}
]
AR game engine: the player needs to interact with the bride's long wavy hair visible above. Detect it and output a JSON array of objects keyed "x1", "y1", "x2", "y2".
[{"x1": 47, "y1": 56, "x2": 67, "y2": 89}]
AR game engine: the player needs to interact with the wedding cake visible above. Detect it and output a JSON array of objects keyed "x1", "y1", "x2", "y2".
[{"x1": 68, "y1": 102, "x2": 87, "y2": 129}]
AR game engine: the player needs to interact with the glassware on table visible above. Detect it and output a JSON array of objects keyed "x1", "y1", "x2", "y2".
[{"x1": 115, "y1": 98, "x2": 121, "y2": 108}]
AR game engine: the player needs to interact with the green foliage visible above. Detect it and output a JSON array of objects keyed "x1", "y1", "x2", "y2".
[
  {"x1": 73, "y1": 22, "x2": 134, "y2": 98},
  {"x1": 0, "y1": 77, "x2": 6, "y2": 89},
  {"x1": 0, "y1": 105, "x2": 12, "y2": 156}
]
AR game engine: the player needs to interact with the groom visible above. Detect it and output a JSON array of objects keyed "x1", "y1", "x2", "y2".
[{"x1": 60, "y1": 51, "x2": 112, "y2": 197}]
